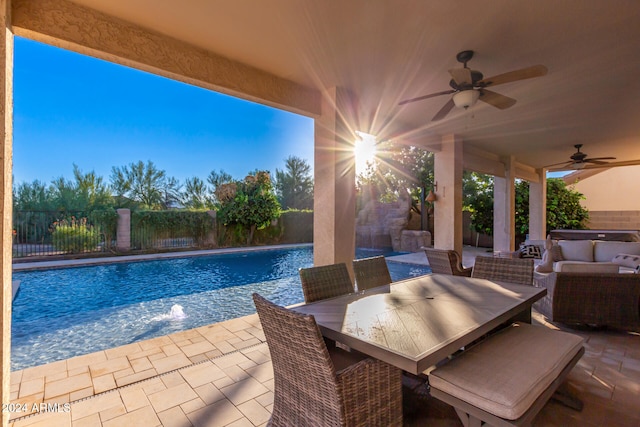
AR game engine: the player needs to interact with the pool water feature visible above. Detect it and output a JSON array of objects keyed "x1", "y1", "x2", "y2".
[{"x1": 11, "y1": 246, "x2": 430, "y2": 371}]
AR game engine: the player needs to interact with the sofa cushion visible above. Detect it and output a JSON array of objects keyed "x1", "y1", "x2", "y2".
[
  {"x1": 594, "y1": 241, "x2": 640, "y2": 262},
  {"x1": 429, "y1": 322, "x2": 584, "y2": 420},
  {"x1": 558, "y1": 240, "x2": 594, "y2": 262},
  {"x1": 553, "y1": 261, "x2": 619, "y2": 273}
]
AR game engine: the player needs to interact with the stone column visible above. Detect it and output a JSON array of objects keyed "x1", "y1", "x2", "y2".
[
  {"x1": 206, "y1": 210, "x2": 217, "y2": 246},
  {"x1": 528, "y1": 170, "x2": 547, "y2": 240},
  {"x1": 433, "y1": 134, "x2": 464, "y2": 255},
  {"x1": 116, "y1": 208, "x2": 131, "y2": 252},
  {"x1": 0, "y1": 1, "x2": 11, "y2": 424},
  {"x1": 313, "y1": 87, "x2": 357, "y2": 271},
  {"x1": 494, "y1": 156, "x2": 516, "y2": 252}
]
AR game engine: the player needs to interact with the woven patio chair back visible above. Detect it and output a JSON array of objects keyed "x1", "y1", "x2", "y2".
[
  {"x1": 471, "y1": 256, "x2": 535, "y2": 286},
  {"x1": 253, "y1": 293, "x2": 403, "y2": 426},
  {"x1": 299, "y1": 263, "x2": 354, "y2": 303},
  {"x1": 423, "y1": 248, "x2": 472, "y2": 277},
  {"x1": 352, "y1": 256, "x2": 392, "y2": 291}
]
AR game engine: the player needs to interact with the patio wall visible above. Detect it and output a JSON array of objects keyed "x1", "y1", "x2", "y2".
[{"x1": 586, "y1": 210, "x2": 640, "y2": 231}]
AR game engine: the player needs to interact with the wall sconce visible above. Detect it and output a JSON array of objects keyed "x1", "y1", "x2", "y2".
[{"x1": 425, "y1": 182, "x2": 438, "y2": 203}]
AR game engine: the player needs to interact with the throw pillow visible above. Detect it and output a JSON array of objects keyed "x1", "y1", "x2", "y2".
[
  {"x1": 519, "y1": 244, "x2": 542, "y2": 259},
  {"x1": 550, "y1": 245, "x2": 564, "y2": 262},
  {"x1": 612, "y1": 253, "x2": 640, "y2": 273}
]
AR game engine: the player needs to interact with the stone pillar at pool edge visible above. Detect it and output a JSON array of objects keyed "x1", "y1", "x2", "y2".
[{"x1": 117, "y1": 208, "x2": 131, "y2": 251}]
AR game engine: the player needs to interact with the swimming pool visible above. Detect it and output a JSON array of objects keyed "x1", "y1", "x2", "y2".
[{"x1": 11, "y1": 246, "x2": 431, "y2": 371}]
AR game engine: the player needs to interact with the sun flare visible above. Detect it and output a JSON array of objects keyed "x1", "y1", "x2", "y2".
[{"x1": 355, "y1": 132, "x2": 378, "y2": 176}]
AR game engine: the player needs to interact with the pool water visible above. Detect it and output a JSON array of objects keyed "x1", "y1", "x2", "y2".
[{"x1": 11, "y1": 246, "x2": 430, "y2": 371}]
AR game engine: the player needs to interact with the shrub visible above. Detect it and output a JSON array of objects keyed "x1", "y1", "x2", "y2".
[{"x1": 51, "y1": 218, "x2": 101, "y2": 253}]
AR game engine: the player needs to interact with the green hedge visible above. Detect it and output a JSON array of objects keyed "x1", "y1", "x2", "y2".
[
  {"x1": 217, "y1": 209, "x2": 313, "y2": 247},
  {"x1": 132, "y1": 210, "x2": 215, "y2": 249}
]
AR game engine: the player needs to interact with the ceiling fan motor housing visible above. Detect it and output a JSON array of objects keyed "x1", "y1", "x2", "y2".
[{"x1": 453, "y1": 90, "x2": 480, "y2": 109}]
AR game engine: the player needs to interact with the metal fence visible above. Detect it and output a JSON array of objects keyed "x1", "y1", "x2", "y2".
[
  {"x1": 131, "y1": 225, "x2": 197, "y2": 251},
  {"x1": 12, "y1": 211, "x2": 112, "y2": 258}
]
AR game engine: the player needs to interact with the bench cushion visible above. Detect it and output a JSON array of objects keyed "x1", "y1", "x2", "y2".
[
  {"x1": 429, "y1": 323, "x2": 584, "y2": 420},
  {"x1": 553, "y1": 261, "x2": 619, "y2": 273}
]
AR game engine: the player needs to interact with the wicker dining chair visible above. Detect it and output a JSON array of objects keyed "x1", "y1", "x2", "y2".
[
  {"x1": 252, "y1": 293, "x2": 403, "y2": 426},
  {"x1": 299, "y1": 263, "x2": 354, "y2": 303},
  {"x1": 471, "y1": 256, "x2": 535, "y2": 286},
  {"x1": 423, "y1": 248, "x2": 472, "y2": 276},
  {"x1": 352, "y1": 255, "x2": 393, "y2": 291}
]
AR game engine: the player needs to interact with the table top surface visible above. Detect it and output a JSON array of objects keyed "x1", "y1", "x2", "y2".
[{"x1": 293, "y1": 274, "x2": 546, "y2": 374}]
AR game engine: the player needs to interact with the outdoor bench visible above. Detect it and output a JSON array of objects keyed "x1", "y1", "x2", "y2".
[{"x1": 429, "y1": 322, "x2": 584, "y2": 427}]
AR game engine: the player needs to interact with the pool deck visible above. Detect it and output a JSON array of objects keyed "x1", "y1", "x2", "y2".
[{"x1": 8, "y1": 246, "x2": 640, "y2": 426}]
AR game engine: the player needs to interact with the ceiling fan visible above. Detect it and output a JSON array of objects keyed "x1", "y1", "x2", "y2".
[
  {"x1": 545, "y1": 144, "x2": 616, "y2": 170},
  {"x1": 399, "y1": 50, "x2": 548, "y2": 121}
]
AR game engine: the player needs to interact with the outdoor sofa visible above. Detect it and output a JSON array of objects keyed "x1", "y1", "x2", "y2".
[
  {"x1": 518, "y1": 238, "x2": 640, "y2": 273},
  {"x1": 533, "y1": 271, "x2": 640, "y2": 331}
]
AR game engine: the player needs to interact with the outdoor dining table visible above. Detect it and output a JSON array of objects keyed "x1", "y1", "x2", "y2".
[{"x1": 293, "y1": 273, "x2": 546, "y2": 375}]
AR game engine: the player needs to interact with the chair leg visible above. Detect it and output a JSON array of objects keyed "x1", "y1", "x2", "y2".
[
  {"x1": 454, "y1": 408, "x2": 484, "y2": 427},
  {"x1": 552, "y1": 382, "x2": 583, "y2": 411}
]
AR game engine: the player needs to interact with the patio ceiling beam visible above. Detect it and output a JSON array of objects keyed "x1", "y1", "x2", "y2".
[
  {"x1": 11, "y1": 0, "x2": 321, "y2": 117},
  {"x1": 463, "y1": 145, "x2": 542, "y2": 183}
]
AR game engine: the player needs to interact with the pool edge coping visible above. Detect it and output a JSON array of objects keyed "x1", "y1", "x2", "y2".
[{"x1": 12, "y1": 243, "x2": 314, "y2": 272}]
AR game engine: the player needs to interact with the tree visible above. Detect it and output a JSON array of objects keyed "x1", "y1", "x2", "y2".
[
  {"x1": 13, "y1": 179, "x2": 52, "y2": 211},
  {"x1": 207, "y1": 169, "x2": 234, "y2": 203},
  {"x1": 275, "y1": 156, "x2": 313, "y2": 210},
  {"x1": 110, "y1": 160, "x2": 167, "y2": 209},
  {"x1": 357, "y1": 143, "x2": 434, "y2": 205},
  {"x1": 162, "y1": 177, "x2": 183, "y2": 209},
  {"x1": 216, "y1": 171, "x2": 281, "y2": 244},
  {"x1": 463, "y1": 172, "x2": 494, "y2": 235},
  {"x1": 182, "y1": 177, "x2": 212, "y2": 209},
  {"x1": 71, "y1": 164, "x2": 113, "y2": 211},
  {"x1": 515, "y1": 178, "x2": 589, "y2": 242}
]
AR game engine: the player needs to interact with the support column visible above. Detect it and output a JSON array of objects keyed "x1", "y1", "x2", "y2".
[
  {"x1": 494, "y1": 156, "x2": 516, "y2": 252},
  {"x1": 0, "y1": 1, "x2": 11, "y2": 425},
  {"x1": 528, "y1": 170, "x2": 547, "y2": 240},
  {"x1": 433, "y1": 134, "x2": 464, "y2": 255},
  {"x1": 313, "y1": 87, "x2": 357, "y2": 269},
  {"x1": 116, "y1": 208, "x2": 131, "y2": 251}
]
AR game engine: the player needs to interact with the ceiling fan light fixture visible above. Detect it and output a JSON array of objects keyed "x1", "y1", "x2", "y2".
[
  {"x1": 570, "y1": 162, "x2": 586, "y2": 170},
  {"x1": 453, "y1": 90, "x2": 480, "y2": 109}
]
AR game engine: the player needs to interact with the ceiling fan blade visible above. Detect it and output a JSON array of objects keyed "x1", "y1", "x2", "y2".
[
  {"x1": 432, "y1": 98, "x2": 455, "y2": 121},
  {"x1": 584, "y1": 157, "x2": 616, "y2": 163},
  {"x1": 478, "y1": 65, "x2": 548, "y2": 87},
  {"x1": 544, "y1": 160, "x2": 572, "y2": 168},
  {"x1": 449, "y1": 68, "x2": 472, "y2": 86},
  {"x1": 584, "y1": 160, "x2": 609, "y2": 165},
  {"x1": 479, "y1": 89, "x2": 517, "y2": 109},
  {"x1": 582, "y1": 159, "x2": 640, "y2": 169},
  {"x1": 399, "y1": 90, "x2": 455, "y2": 106}
]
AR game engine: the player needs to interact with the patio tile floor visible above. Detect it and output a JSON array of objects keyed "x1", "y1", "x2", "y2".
[
  {"x1": 8, "y1": 308, "x2": 639, "y2": 427},
  {"x1": 7, "y1": 245, "x2": 638, "y2": 426}
]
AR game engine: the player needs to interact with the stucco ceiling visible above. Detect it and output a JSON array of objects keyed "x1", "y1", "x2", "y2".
[{"x1": 67, "y1": 0, "x2": 640, "y2": 170}]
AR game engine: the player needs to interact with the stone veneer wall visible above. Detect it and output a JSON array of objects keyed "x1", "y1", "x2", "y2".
[
  {"x1": 586, "y1": 211, "x2": 640, "y2": 231},
  {"x1": 356, "y1": 198, "x2": 411, "y2": 251}
]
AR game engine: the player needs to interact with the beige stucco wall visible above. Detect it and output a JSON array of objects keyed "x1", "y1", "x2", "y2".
[{"x1": 571, "y1": 166, "x2": 640, "y2": 211}]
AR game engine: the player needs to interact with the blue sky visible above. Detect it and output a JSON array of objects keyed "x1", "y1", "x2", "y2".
[{"x1": 13, "y1": 37, "x2": 315, "y2": 186}]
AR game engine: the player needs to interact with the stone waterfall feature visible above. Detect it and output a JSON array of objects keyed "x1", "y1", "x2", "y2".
[{"x1": 355, "y1": 197, "x2": 412, "y2": 252}]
